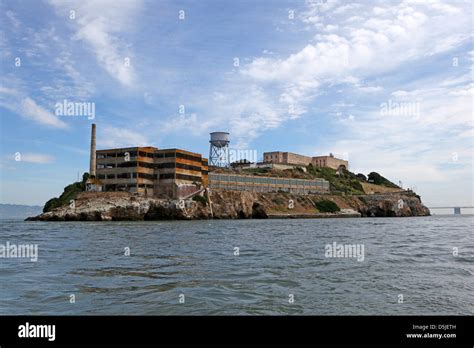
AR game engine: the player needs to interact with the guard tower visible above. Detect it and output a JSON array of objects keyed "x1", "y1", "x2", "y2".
[{"x1": 209, "y1": 132, "x2": 230, "y2": 167}]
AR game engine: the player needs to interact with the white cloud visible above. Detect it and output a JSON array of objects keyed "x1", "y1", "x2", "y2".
[
  {"x1": 161, "y1": 113, "x2": 213, "y2": 138},
  {"x1": 48, "y1": 0, "x2": 143, "y2": 87},
  {"x1": 5, "y1": 10, "x2": 21, "y2": 29},
  {"x1": 357, "y1": 85, "x2": 384, "y2": 93},
  {"x1": 241, "y1": 0, "x2": 471, "y2": 118},
  {"x1": 98, "y1": 126, "x2": 149, "y2": 148},
  {"x1": 0, "y1": 86, "x2": 68, "y2": 129},
  {"x1": 20, "y1": 97, "x2": 68, "y2": 129},
  {"x1": 13, "y1": 153, "x2": 55, "y2": 164},
  {"x1": 176, "y1": 0, "x2": 472, "y2": 162}
]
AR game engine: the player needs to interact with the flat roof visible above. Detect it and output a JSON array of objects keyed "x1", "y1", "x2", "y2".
[{"x1": 96, "y1": 146, "x2": 203, "y2": 157}]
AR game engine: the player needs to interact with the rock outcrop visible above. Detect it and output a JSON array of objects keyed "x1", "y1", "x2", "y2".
[
  {"x1": 26, "y1": 189, "x2": 430, "y2": 221},
  {"x1": 357, "y1": 193, "x2": 430, "y2": 217}
]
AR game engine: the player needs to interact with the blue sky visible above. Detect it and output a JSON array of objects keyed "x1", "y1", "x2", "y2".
[{"x1": 0, "y1": 0, "x2": 473, "y2": 206}]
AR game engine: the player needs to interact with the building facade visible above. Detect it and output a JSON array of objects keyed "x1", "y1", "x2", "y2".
[
  {"x1": 263, "y1": 151, "x2": 349, "y2": 170},
  {"x1": 95, "y1": 146, "x2": 208, "y2": 199},
  {"x1": 263, "y1": 151, "x2": 312, "y2": 166},
  {"x1": 311, "y1": 155, "x2": 348, "y2": 170},
  {"x1": 208, "y1": 173, "x2": 329, "y2": 194}
]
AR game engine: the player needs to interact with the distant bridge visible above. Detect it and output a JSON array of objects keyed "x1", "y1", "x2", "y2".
[{"x1": 428, "y1": 206, "x2": 474, "y2": 214}]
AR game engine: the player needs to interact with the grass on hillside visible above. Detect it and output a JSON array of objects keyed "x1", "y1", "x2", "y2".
[{"x1": 43, "y1": 173, "x2": 89, "y2": 212}]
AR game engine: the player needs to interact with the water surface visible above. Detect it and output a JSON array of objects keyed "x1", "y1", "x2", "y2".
[{"x1": 0, "y1": 216, "x2": 472, "y2": 315}]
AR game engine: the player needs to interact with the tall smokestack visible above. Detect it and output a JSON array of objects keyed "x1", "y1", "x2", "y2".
[{"x1": 90, "y1": 123, "x2": 96, "y2": 178}]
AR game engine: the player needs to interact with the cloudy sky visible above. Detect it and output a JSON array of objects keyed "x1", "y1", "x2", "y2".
[{"x1": 0, "y1": 0, "x2": 472, "y2": 206}]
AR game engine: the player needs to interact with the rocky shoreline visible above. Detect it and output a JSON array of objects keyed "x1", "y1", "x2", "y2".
[{"x1": 26, "y1": 189, "x2": 430, "y2": 221}]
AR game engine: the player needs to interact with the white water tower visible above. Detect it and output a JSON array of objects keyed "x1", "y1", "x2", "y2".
[{"x1": 209, "y1": 132, "x2": 230, "y2": 167}]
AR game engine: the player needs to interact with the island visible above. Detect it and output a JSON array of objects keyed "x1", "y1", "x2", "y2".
[
  {"x1": 26, "y1": 124, "x2": 430, "y2": 221},
  {"x1": 26, "y1": 167, "x2": 429, "y2": 221}
]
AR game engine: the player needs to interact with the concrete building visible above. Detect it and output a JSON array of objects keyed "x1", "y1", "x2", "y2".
[
  {"x1": 263, "y1": 151, "x2": 349, "y2": 170},
  {"x1": 85, "y1": 125, "x2": 335, "y2": 199},
  {"x1": 208, "y1": 173, "x2": 329, "y2": 194},
  {"x1": 264, "y1": 151, "x2": 312, "y2": 167},
  {"x1": 87, "y1": 124, "x2": 208, "y2": 198},
  {"x1": 311, "y1": 154, "x2": 348, "y2": 170},
  {"x1": 95, "y1": 146, "x2": 208, "y2": 199},
  {"x1": 153, "y1": 148, "x2": 208, "y2": 198}
]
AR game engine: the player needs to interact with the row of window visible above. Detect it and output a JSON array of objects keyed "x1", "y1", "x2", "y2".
[
  {"x1": 98, "y1": 173, "x2": 157, "y2": 180},
  {"x1": 210, "y1": 182, "x2": 329, "y2": 189},
  {"x1": 97, "y1": 161, "x2": 137, "y2": 169},
  {"x1": 155, "y1": 162, "x2": 202, "y2": 172},
  {"x1": 97, "y1": 151, "x2": 203, "y2": 161},
  {"x1": 97, "y1": 151, "x2": 139, "y2": 159},
  {"x1": 103, "y1": 172, "x2": 202, "y2": 182},
  {"x1": 97, "y1": 161, "x2": 205, "y2": 171},
  {"x1": 209, "y1": 174, "x2": 328, "y2": 187},
  {"x1": 103, "y1": 184, "x2": 153, "y2": 191},
  {"x1": 209, "y1": 183, "x2": 327, "y2": 193},
  {"x1": 98, "y1": 171, "x2": 204, "y2": 183}
]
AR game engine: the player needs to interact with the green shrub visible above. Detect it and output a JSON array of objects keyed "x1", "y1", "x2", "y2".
[
  {"x1": 315, "y1": 200, "x2": 340, "y2": 213},
  {"x1": 192, "y1": 195, "x2": 208, "y2": 204},
  {"x1": 43, "y1": 197, "x2": 61, "y2": 213},
  {"x1": 42, "y1": 173, "x2": 88, "y2": 212},
  {"x1": 350, "y1": 179, "x2": 364, "y2": 192},
  {"x1": 367, "y1": 172, "x2": 399, "y2": 188},
  {"x1": 242, "y1": 168, "x2": 268, "y2": 174}
]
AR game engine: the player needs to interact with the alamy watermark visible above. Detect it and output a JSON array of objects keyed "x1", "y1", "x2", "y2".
[
  {"x1": 229, "y1": 149, "x2": 258, "y2": 163},
  {"x1": 0, "y1": 241, "x2": 38, "y2": 262},
  {"x1": 55, "y1": 99, "x2": 95, "y2": 120},
  {"x1": 380, "y1": 99, "x2": 420, "y2": 119},
  {"x1": 18, "y1": 322, "x2": 55, "y2": 341},
  {"x1": 325, "y1": 242, "x2": 365, "y2": 262}
]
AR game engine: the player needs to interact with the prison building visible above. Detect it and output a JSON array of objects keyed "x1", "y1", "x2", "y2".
[
  {"x1": 263, "y1": 151, "x2": 312, "y2": 167},
  {"x1": 311, "y1": 154, "x2": 348, "y2": 170},
  {"x1": 208, "y1": 173, "x2": 329, "y2": 194},
  {"x1": 95, "y1": 146, "x2": 208, "y2": 198},
  {"x1": 263, "y1": 151, "x2": 349, "y2": 170},
  {"x1": 154, "y1": 149, "x2": 208, "y2": 198}
]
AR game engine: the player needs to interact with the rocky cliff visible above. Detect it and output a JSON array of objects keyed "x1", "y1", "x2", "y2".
[{"x1": 26, "y1": 189, "x2": 430, "y2": 221}]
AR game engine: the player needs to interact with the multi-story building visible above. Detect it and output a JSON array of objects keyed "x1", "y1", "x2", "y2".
[
  {"x1": 95, "y1": 146, "x2": 208, "y2": 199},
  {"x1": 263, "y1": 151, "x2": 349, "y2": 170},
  {"x1": 153, "y1": 148, "x2": 208, "y2": 198}
]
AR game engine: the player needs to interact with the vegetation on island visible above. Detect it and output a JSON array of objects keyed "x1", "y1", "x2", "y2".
[
  {"x1": 192, "y1": 194, "x2": 208, "y2": 204},
  {"x1": 43, "y1": 173, "x2": 89, "y2": 213},
  {"x1": 367, "y1": 172, "x2": 400, "y2": 188},
  {"x1": 306, "y1": 165, "x2": 365, "y2": 195},
  {"x1": 238, "y1": 165, "x2": 400, "y2": 195},
  {"x1": 314, "y1": 199, "x2": 341, "y2": 213}
]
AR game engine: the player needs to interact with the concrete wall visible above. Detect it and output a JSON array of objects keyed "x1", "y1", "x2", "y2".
[
  {"x1": 283, "y1": 152, "x2": 312, "y2": 166},
  {"x1": 311, "y1": 156, "x2": 349, "y2": 170},
  {"x1": 263, "y1": 151, "x2": 285, "y2": 163},
  {"x1": 209, "y1": 173, "x2": 329, "y2": 194},
  {"x1": 263, "y1": 151, "x2": 311, "y2": 166}
]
